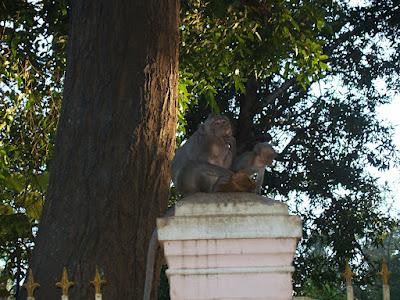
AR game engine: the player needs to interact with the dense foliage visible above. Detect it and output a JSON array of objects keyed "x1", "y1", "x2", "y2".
[
  {"x1": 1, "y1": 0, "x2": 399, "y2": 298},
  {"x1": 0, "y1": 0, "x2": 67, "y2": 297},
  {"x1": 180, "y1": 1, "x2": 400, "y2": 298}
]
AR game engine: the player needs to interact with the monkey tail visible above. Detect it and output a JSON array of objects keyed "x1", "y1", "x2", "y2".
[{"x1": 143, "y1": 229, "x2": 158, "y2": 300}]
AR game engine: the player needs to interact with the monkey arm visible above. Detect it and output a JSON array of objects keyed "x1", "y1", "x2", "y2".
[
  {"x1": 232, "y1": 152, "x2": 254, "y2": 172},
  {"x1": 254, "y1": 171, "x2": 264, "y2": 195}
]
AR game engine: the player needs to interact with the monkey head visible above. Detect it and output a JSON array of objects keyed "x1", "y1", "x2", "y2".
[
  {"x1": 253, "y1": 143, "x2": 277, "y2": 168},
  {"x1": 201, "y1": 115, "x2": 233, "y2": 139}
]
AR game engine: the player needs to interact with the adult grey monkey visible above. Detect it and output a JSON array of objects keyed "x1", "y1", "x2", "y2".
[
  {"x1": 145, "y1": 115, "x2": 237, "y2": 299},
  {"x1": 171, "y1": 114, "x2": 236, "y2": 195}
]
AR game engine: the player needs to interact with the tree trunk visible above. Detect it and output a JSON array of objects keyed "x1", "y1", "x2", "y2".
[
  {"x1": 21, "y1": 0, "x2": 179, "y2": 299},
  {"x1": 236, "y1": 76, "x2": 259, "y2": 153}
]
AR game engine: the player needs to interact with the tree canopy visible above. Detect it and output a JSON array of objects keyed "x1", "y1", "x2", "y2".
[{"x1": 1, "y1": 0, "x2": 399, "y2": 298}]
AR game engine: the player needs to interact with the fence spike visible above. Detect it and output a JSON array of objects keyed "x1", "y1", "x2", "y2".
[
  {"x1": 342, "y1": 259, "x2": 353, "y2": 285},
  {"x1": 22, "y1": 269, "x2": 40, "y2": 298},
  {"x1": 378, "y1": 260, "x2": 391, "y2": 285},
  {"x1": 90, "y1": 266, "x2": 106, "y2": 295},
  {"x1": 56, "y1": 267, "x2": 74, "y2": 296}
]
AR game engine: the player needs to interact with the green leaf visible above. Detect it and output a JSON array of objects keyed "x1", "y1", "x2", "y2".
[
  {"x1": 0, "y1": 204, "x2": 14, "y2": 215},
  {"x1": 34, "y1": 172, "x2": 49, "y2": 191},
  {"x1": 205, "y1": 90, "x2": 220, "y2": 114},
  {"x1": 3, "y1": 174, "x2": 25, "y2": 193},
  {"x1": 317, "y1": 19, "x2": 325, "y2": 30},
  {"x1": 25, "y1": 198, "x2": 44, "y2": 221},
  {"x1": 233, "y1": 75, "x2": 246, "y2": 93}
]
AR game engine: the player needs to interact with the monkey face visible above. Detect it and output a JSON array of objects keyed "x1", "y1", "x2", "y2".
[
  {"x1": 206, "y1": 115, "x2": 232, "y2": 138},
  {"x1": 261, "y1": 148, "x2": 277, "y2": 165},
  {"x1": 254, "y1": 143, "x2": 277, "y2": 166}
]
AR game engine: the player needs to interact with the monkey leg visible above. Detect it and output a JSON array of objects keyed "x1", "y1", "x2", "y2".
[
  {"x1": 210, "y1": 171, "x2": 234, "y2": 192},
  {"x1": 175, "y1": 161, "x2": 233, "y2": 195}
]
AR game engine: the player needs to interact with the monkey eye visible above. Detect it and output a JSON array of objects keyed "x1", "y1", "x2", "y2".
[
  {"x1": 227, "y1": 143, "x2": 231, "y2": 149},
  {"x1": 249, "y1": 173, "x2": 258, "y2": 182}
]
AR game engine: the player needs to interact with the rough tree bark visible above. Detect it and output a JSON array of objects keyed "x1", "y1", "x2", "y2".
[
  {"x1": 21, "y1": 0, "x2": 179, "y2": 299},
  {"x1": 236, "y1": 76, "x2": 260, "y2": 153}
]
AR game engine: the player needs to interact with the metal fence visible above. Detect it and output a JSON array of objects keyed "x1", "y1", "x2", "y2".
[
  {"x1": 342, "y1": 260, "x2": 391, "y2": 300},
  {"x1": 295, "y1": 260, "x2": 392, "y2": 300},
  {"x1": 20, "y1": 266, "x2": 105, "y2": 300},
  {"x1": 3, "y1": 260, "x2": 392, "y2": 300}
]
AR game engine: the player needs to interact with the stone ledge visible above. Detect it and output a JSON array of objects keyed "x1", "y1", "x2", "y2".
[
  {"x1": 162, "y1": 238, "x2": 297, "y2": 255},
  {"x1": 174, "y1": 193, "x2": 288, "y2": 216},
  {"x1": 166, "y1": 266, "x2": 295, "y2": 276},
  {"x1": 158, "y1": 215, "x2": 301, "y2": 240}
]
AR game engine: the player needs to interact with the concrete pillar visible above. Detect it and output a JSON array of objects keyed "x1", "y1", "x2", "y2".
[{"x1": 157, "y1": 193, "x2": 302, "y2": 300}]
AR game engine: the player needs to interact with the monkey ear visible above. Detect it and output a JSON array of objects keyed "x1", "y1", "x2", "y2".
[{"x1": 253, "y1": 143, "x2": 263, "y2": 153}]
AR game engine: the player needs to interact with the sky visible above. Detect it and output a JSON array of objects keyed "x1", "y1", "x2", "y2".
[
  {"x1": 375, "y1": 94, "x2": 400, "y2": 216},
  {"x1": 333, "y1": 0, "x2": 400, "y2": 216}
]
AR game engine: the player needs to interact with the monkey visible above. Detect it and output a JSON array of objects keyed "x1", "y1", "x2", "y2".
[
  {"x1": 232, "y1": 142, "x2": 277, "y2": 194},
  {"x1": 143, "y1": 168, "x2": 261, "y2": 299},
  {"x1": 236, "y1": 134, "x2": 272, "y2": 154},
  {"x1": 143, "y1": 167, "x2": 257, "y2": 300},
  {"x1": 144, "y1": 116, "x2": 254, "y2": 299},
  {"x1": 171, "y1": 114, "x2": 236, "y2": 195}
]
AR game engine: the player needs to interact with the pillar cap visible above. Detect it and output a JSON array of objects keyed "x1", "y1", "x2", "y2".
[
  {"x1": 157, "y1": 193, "x2": 302, "y2": 241},
  {"x1": 174, "y1": 193, "x2": 289, "y2": 216}
]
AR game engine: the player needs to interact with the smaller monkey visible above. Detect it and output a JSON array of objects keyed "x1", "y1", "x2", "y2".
[{"x1": 232, "y1": 143, "x2": 277, "y2": 194}]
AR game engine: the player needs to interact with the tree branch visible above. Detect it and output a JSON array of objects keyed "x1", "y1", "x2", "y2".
[{"x1": 263, "y1": 77, "x2": 297, "y2": 107}]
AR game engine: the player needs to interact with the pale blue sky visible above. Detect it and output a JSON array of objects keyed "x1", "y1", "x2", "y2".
[{"x1": 376, "y1": 95, "x2": 400, "y2": 215}]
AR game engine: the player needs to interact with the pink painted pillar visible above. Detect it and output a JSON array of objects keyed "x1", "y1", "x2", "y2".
[{"x1": 157, "y1": 193, "x2": 302, "y2": 300}]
